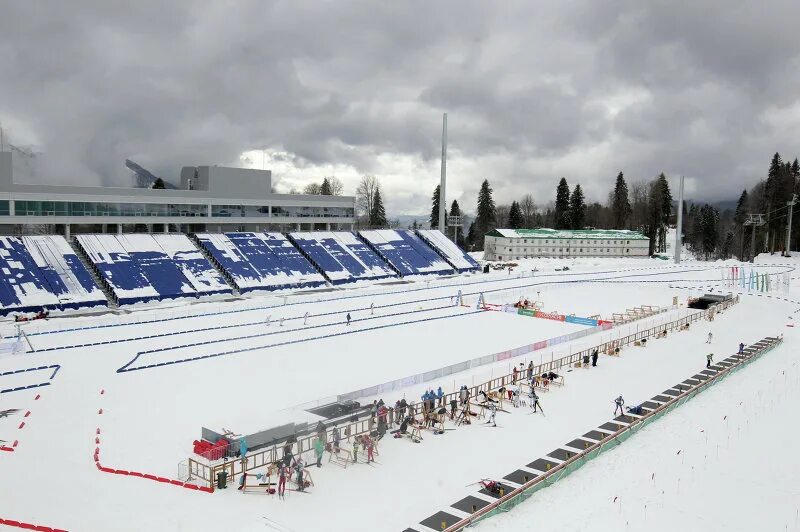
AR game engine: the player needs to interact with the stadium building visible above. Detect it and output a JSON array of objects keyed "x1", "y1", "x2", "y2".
[
  {"x1": 483, "y1": 228, "x2": 650, "y2": 260},
  {"x1": 0, "y1": 152, "x2": 356, "y2": 237}
]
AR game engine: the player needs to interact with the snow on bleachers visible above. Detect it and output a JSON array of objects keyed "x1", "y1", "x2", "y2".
[
  {"x1": 0, "y1": 236, "x2": 60, "y2": 313},
  {"x1": 76, "y1": 235, "x2": 160, "y2": 305},
  {"x1": 226, "y1": 232, "x2": 326, "y2": 290},
  {"x1": 152, "y1": 234, "x2": 231, "y2": 295},
  {"x1": 195, "y1": 233, "x2": 265, "y2": 291},
  {"x1": 416, "y1": 229, "x2": 480, "y2": 272},
  {"x1": 22, "y1": 235, "x2": 107, "y2": 309},
  {"x1": 335, "y1": 231, "x2": 396, "y2": 276},
  {"x1": 358, "y1": 229, "x2": 453, "y2": 276},
  {"x1": 289, "y1": 231, "x2": 396, "y2": 284},
  {"x1": 115, "y1": 234, "x2": 198, "y2": 300}
]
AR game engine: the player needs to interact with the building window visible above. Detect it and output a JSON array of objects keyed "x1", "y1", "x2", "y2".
[{"x1": 0, "y1": 200, "x2": 9, "y2": 216}]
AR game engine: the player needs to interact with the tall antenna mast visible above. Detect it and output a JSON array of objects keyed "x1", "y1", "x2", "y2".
[
  {"x1": 674, "y1": 175, "x2": 684, "y2": 263},
  {"x1": 438, "y1": 113, "x2": 447, "y2": 234}
]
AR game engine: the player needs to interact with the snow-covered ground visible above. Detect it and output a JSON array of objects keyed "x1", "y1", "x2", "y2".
[{"x1": 0, "y1": 257, "x2": 797, "y2": 532}]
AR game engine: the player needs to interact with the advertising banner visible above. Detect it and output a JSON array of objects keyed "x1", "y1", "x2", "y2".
[
  {"x1": 565, "y1": 315, "x2": 599, "y2": 326},
  {"x1": 534, "y1": 310, "x2": 566, "y2": 322}
]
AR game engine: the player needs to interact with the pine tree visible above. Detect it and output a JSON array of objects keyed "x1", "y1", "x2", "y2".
[
  {"x1": 448, "y1": 200, "x2": 464, "y2": 244},
  {"x1": 369, "y1": 187, "x2": 388, "y2": 227},
  {"x1": 507, "y1": 201, "x2": 523, "y2": 229},
  {"x1": 720, "y1": 230, "x2": 735, "y2": 259},
  {"x1": 569, "y1": 184, "x2": 586, "y2": 229},
  {"x1": 765, "y1": 152, "x2": 784, "y2": 251},
  {"x1": 734, "y1": 189, "x2": 749, "y2": 259},
  {"x1": 699, "y1": 204, "x2": 719, "y2": 260},
  {"x1": 475, "y1": 180, "x2": 497, "y2": 250},
  {"x1": 612, "y1": 172, "x2": 631, "y2": 229},
  {"x1": 320, "y1": 178, "x2": 333, "y2": 195},
  {"x1": 430, "y1": 185, "x2": 446, "y2": 229},
  {"x1": 554, "y1": 178, "x2": 571, "y2": 229},
  {"x1": 466, "y1": 221, "x2": 476, "y2": 251},
  {"x1": 656, "y1": 173, "x2": 672, "y2": 252}
]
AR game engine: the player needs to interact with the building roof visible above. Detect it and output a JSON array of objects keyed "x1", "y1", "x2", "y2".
[{"x1": 487, "y1": 228, "x2": 649, "y2": 240}]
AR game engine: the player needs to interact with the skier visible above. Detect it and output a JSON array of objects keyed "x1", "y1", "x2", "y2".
[
  {"x1": 364, "y1": 435, "x2": 375, "y2": 463},
  {"x1": 459, "y1": 385, "x2": 468, "y2": 405},
  {"x1": 332, "y1": 426, "x2": 341, "y2": 452},
  {"x1": 293, "y1": 457, "x2": 305, "y2": 491},
  {"x1": 304, "y1": 312, "x2": 309, "y2": 325},
  {"x1": 706, "y1": 353, "x2": 713, "y2": 368},
  {"x1": 346, "y1": 312, "x2": 351, "y2": 326},
  {"x1": 352, "y1": 436, "x2": 360, "y2": 463},
  {"x1": 265, "y1": 315, "x2": 271, "y2": 327},
  {"x1": 238, "y1": 471, "x2": 248, "y2": 491},
  {"x1": 238, "y1": 437, "x2": 249, "y2": 461},
  {"x1": 706, "y1": 331, "x2": 713, "y2": 344},
  {"x1": 450, "y1": 398, "x2": 458, "y2": 420},
  {"x1": 437, "y1": 386, "x2": 444, "y2": 407},
  {"x1": 591, "y1": 349, "x2": 599, "y2": 367},
  {"x1": 512, "y1": 366, "x2": 519, "y2": 383},
  {"x1": 370, "y1": 302, "x2": 375, "y2": 315},
  {"x1": 481, "y1": 480, "x2": 502, "y2": 494},
  {"x1": 738, "y1": 342, "x2": 745, "y2": 355},
  {"x1": 527, "y1": 361, "x2": 534, "y2": 379},
  {"x1": 313, "y1": 437, "x2": 324, "y2": 468},
  {"x1": 279, "y1": 317, "x2": 284, "y2": 327},
  {"x1": 486, "y1": 402, "x2": 497, "y2": 427},
  {"x1": 614, "y1": 395, "x2": 625, "y2": 415},
  {"x1": 278, "y1": 462, "x2": 289, "y2": 498},
  {"x1": 530, "y1": 390, "x2": 543, "y2": 413}
]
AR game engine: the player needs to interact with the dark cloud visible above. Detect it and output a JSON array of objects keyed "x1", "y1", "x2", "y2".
[{"x1": 1, "y1": 1, "x2": 799, "y2": 213}]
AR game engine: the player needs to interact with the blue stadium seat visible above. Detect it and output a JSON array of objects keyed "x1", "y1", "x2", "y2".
[
  {"x1": 198, "y1": 233, "x2": 325, "y2": 291},
  {"x1": 195, "y1": 233, "x2": 264, "y2": 291},
  {"x1": 289, "y1": 232, "x2": 396, "y2": 284},
  {"x1": 0, "y1": 236, "x2": 60, "y2": 313},
  {"x1": 416, "y1": 230, "x2": 480, "y2": 272},
  {"x1": 22, "y1": 235, "x2": 107, "y2": 310},
  {"x1": 116, "y1": 234, "x2": 197, "y2": 300},
  {"x1": 75, "y1": 235, "x2": 160, "y2": 305},
  {"x1": 358, "y1": 230, "x2": 452, "y2": 276},
  {"x1": 152, "y1": 235, "x2": 230, "y2": 295}
]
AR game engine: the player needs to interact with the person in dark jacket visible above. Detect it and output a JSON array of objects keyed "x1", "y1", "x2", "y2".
[{"x1": 591, "y1": 349, "x2": 599, "y2": 367}]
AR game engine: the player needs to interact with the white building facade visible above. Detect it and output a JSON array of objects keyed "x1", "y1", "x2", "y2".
[
  {"x1": 483, "y1": 228, "x2": 650, "y2": 261},
  {"x1": 0, "y1": 152, "x2": 356, "y2": 237}
]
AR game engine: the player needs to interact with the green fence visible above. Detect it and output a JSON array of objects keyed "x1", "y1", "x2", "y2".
[{"x1": 443, "y1": 335, "x2": 783, "y2": 530}]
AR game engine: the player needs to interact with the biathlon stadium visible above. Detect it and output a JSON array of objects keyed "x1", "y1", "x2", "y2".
[{"x1": 1, "y1": 203, "x2": 799, "y2": 531}]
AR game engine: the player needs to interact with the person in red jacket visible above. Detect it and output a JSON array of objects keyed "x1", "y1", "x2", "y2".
[{"x1": 278, "y1": 463, "x2": 289, "y2": 499}]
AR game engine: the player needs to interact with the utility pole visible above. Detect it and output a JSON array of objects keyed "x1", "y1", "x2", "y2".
[
  {"x1": 438, "y1": 113, "x2": 447, "y2": 236},
  {"x1": 744, "y1": 214, "x2": 766, "y2": 263},
  {"x1": 674, "y1": 175, "x2": 684, "y2": 263},
  {"x1": 785, "y1": 195, "x2": 797, "y2": 257}
]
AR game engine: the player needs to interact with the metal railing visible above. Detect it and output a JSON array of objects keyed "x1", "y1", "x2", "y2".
[
  {"x1": 440, "y1": 323, "x2": 773, "y2": 532},
  {"x1": 187, "y1": 296, "x2": 738, "y2": 490}
]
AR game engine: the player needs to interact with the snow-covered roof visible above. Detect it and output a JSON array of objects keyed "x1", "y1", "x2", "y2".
[{"x1": 487, "y1": 228, "x2": 649, "y2": 240}]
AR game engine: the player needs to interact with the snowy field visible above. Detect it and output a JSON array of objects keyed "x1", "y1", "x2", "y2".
[{"x1": 0, "y1": 256, "x2": 797, "y2": 532}]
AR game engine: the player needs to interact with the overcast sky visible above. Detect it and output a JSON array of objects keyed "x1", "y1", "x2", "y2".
[{"x1": 2, "y1": 1, "x2": 800, "y2": 216}]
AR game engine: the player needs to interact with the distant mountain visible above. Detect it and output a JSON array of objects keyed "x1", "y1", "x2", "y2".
[{"x1": 679, "y1": 198, "x2": 738, "y2": 212}]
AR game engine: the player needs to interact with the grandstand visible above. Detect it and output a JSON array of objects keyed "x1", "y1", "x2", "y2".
[
  {"x1": 358, "y1": 229, "x2": 453, "y2": 276},
  {"x1": 416, "y1": 229, "x2": 480, "y2": 272},
  {"x1": 0, "y1": 235, "x2": 106, "y2": 315},
  {"x1": 1, "y1": 229, "x2": 473, "y2": 314},
  {"x1": 288, "y1": 231, "x2": 397, "y2": 284},
  {"x1": 195, "y1": 232, "x2": 326, "y2": 292}
]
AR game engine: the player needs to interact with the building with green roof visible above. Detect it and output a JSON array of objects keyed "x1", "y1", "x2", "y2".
[{"x1": 483, "y1": 228, "x2": 649, "y2": 260}]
